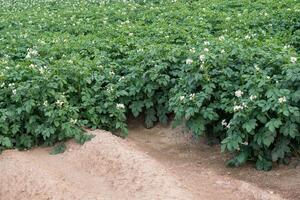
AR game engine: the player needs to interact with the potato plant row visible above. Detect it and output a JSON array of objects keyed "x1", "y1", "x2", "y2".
[{"x1": 0, "y1": 0, "x2": 299, "y2": 170}]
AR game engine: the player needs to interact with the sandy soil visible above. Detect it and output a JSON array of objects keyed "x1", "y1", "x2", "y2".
[
  {"x1": 0, "y1": 130, "x2": 193, "y2": 200},
  {"x1": 0, "y1": 121, "x2": 299, "y2": 200},
  {"x1": 127, "y1": 120, "x2": 300, "y2": 200}
]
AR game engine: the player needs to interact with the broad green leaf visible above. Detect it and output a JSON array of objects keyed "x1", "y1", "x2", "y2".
[
  {"x1": 50, "y1": 143, "x2": 66, "y2": 155},
  {"x1": 242, "y1": 119, "x2": 257, "y2": 133},
  {"x1": 266, "y1": 118, "x2": 282, "y2": 132},
  {"x1": 280, "y1": 122, "x2": 298, "y2": 138},
  {"x1": 130, "y1": 101, "x2": 144, "y2": 117},
  {"x1": 271, "y1": 138, "x2": 290, "y2": 162}
]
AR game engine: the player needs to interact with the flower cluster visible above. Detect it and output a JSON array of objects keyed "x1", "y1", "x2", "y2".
[
  {"x1": 25, "y1": 48, "x2": 39, "y2": 59},
  {"x1": 55, "y1": 100, "x2": 64, "y2": 107},
  {"x1": 278, "y1": 96, "x2": 287, "y2": 104},
  {"x1": 116, "y1": 103, "x2": 125, "y2": 109},
  {"x1": 221, "y1": 119, "x2": 231, "y2": 128},
  {"x1": 291, "y1": 57, "x2": 297, "y2": 63},
  {"x1": 186, "y1": 58, "x2": 193, "y2": 65},
  {"x1": 233, "y1": 105, "x2": 244, "y2": 112},
  {"x1": 249, "y1": 95, "x2": 257, "y2": 101},
  {"x1": 235, "y1": 90, "x2": 243, "y2": 98}
]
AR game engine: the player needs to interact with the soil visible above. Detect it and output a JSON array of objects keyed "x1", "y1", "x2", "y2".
[
  {"x1": 127, "y1": 120, "x2": 300, "y2": 200},
  {"x1": 0, "y1": 120, "x2": 299, "y2": 200}
]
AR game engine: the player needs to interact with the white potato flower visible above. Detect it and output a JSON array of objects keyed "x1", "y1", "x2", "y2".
[
  {"x1": 179, "y1": 96, "x2": 185, "y2": 101},
  {"x1": 235, "y1": 90, "x2": 243, "y2": 98},
  {"x1": 25, "y1": 48, "x2": 39, "y2": 59},
  {"x1": 29, "y1": 64, "x2": 36, "y2": 68},
  {"x1": 70, "y1": 118, "x2": 78, "y2": 124},
  {"x1": 39, "y1": 68, "x2": 45, "y2": 74},
  {"x1": 189, "y1": 48, "x2": 196, "y2": 53},
  {"x1": 189, "y1": 93, "x2": 195, "y2": 100},
  {"x1": 221, "y1": 119, "x2": 227, "y2": 126},
  {"x1": 116, "y1": 103, "x2": 125, "y2": 109},
  {"x1": 278, "y1": 96, "x2": 287, "y2": 103},
  {"x1": 226, "y1": 122, "x2": 232, "y2": 129},
  {"x1": 186, "y1": 58, "x2": 193, "y2": 65},
  {"x1": 43, "y1": 101, "x2": 48, "y2": 107},
  {"x1": 55, "y1": 100, "x2": 64, "y2": 107},
  {"x1": 199, "y1": 54, "x2": 205, "y2": 62},
  {"x1": 200, "y1": 64, "x2": 204, "y2": 70},
  {"x1": 291, "y1": 57, "x2": 297, "y2": 63},
  {"x1": 219, "y1": 36, "x2": 225, "y2": 41},
  {"x1": 250, "y1": 95, "x2": 257, "y2": 101},
  {"x1": 233, "y1": 105, "x2": 244, "y2": 112}
]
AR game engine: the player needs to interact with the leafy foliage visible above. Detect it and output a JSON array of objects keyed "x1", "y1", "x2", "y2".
[
  {"x1": 0, "y1": 0, "x2": 299, "y2": 170},
  {"x1": 50, "y1": 143, "x2": 66, "y2": 155}
]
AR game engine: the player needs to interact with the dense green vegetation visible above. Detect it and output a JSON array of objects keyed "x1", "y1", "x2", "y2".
[{"x1": 0, "y1": 0, "x2": 299, "y2": 170}]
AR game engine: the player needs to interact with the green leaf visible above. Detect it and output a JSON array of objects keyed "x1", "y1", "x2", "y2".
[
  {"x1": 280, "y1": 122, "x2": 298, "y2": 138},
  {"x1": 257, "y1": 114, "x2": 267, "y2": 123},
  {"x1": 201, "y1": 107, "x2": 218, "y2": 121},
  {"x1": 255, "y1": 129, "x2": 276, "y2": 147},
  {"x1": 256, "y1": 157, "x2": 272, "y2": 171},
  {"x1": 18, "y1": 135, "x2": 33, "y2": 148},
  {"x1": 271, "y1": 138, "x2": 290, "y2": 162},
  {"x1": 145, "y1": 108, "x2": 157, "y2": 128},
  {"x1": 75, "y1": 133, "x2": 94, "y2": 145},
  {"x1": 11, "y1": 124, "x2": 20, "y2": 134},
  {"x1": 157, "y1": 105, "x2": 168, "y2": 125},
  {"x1": 0, "y1": 136, "x2": 12, "y2": 148},
  {"x1": 221, "y1": 133, "x2": 242, "y2": 152},
  {"x1": 50, "y1": 143, "x2": 66, "y2": 155},
  {"x1": 186, "y1": 116, "x2": 205, "y2": 137},
  {"x1": 130, "y1": 101, "x2": 144, "y2": 117},
  {"x1": 291, "y1": 90, "x2": 300, "y2": 102},
  {"x1": 185, "y1": 107, "x2": 197, "y2": 120},
  {"x1": 42, "y1": 127, "x2": 55, "y2": 140},
  {"x1": 227, "y1": 149, "x2": 249, "y2": 167},
  {"x1": 242, "y1": 119, "x2": 257, "y2": 133},
  {"x1": 24, "y1": 100, "x2": 35, "y2": 113},
  {"x1": 266, "y1": 118, "x2": 282, "y2": 132}
]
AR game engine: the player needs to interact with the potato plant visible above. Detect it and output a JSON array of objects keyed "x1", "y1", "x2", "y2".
[{"x1": 0, "y1": 0, "x2": 299, "y2": 170}]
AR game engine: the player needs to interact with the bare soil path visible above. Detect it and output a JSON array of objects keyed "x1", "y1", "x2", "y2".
[
  {"x1": 0, "y1": 122, "x2": 299, "y2": 200},
  {"x1": 127, "y1": 120, "x2": 300, "y2": 200},
  {"x1": 0, "y1": 130, "x2": 193, "y2": 200}
]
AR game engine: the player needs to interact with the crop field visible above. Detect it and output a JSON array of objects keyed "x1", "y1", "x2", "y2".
[{"x1": 0, "y1": 0, "x2": 299, "y2": 171}]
